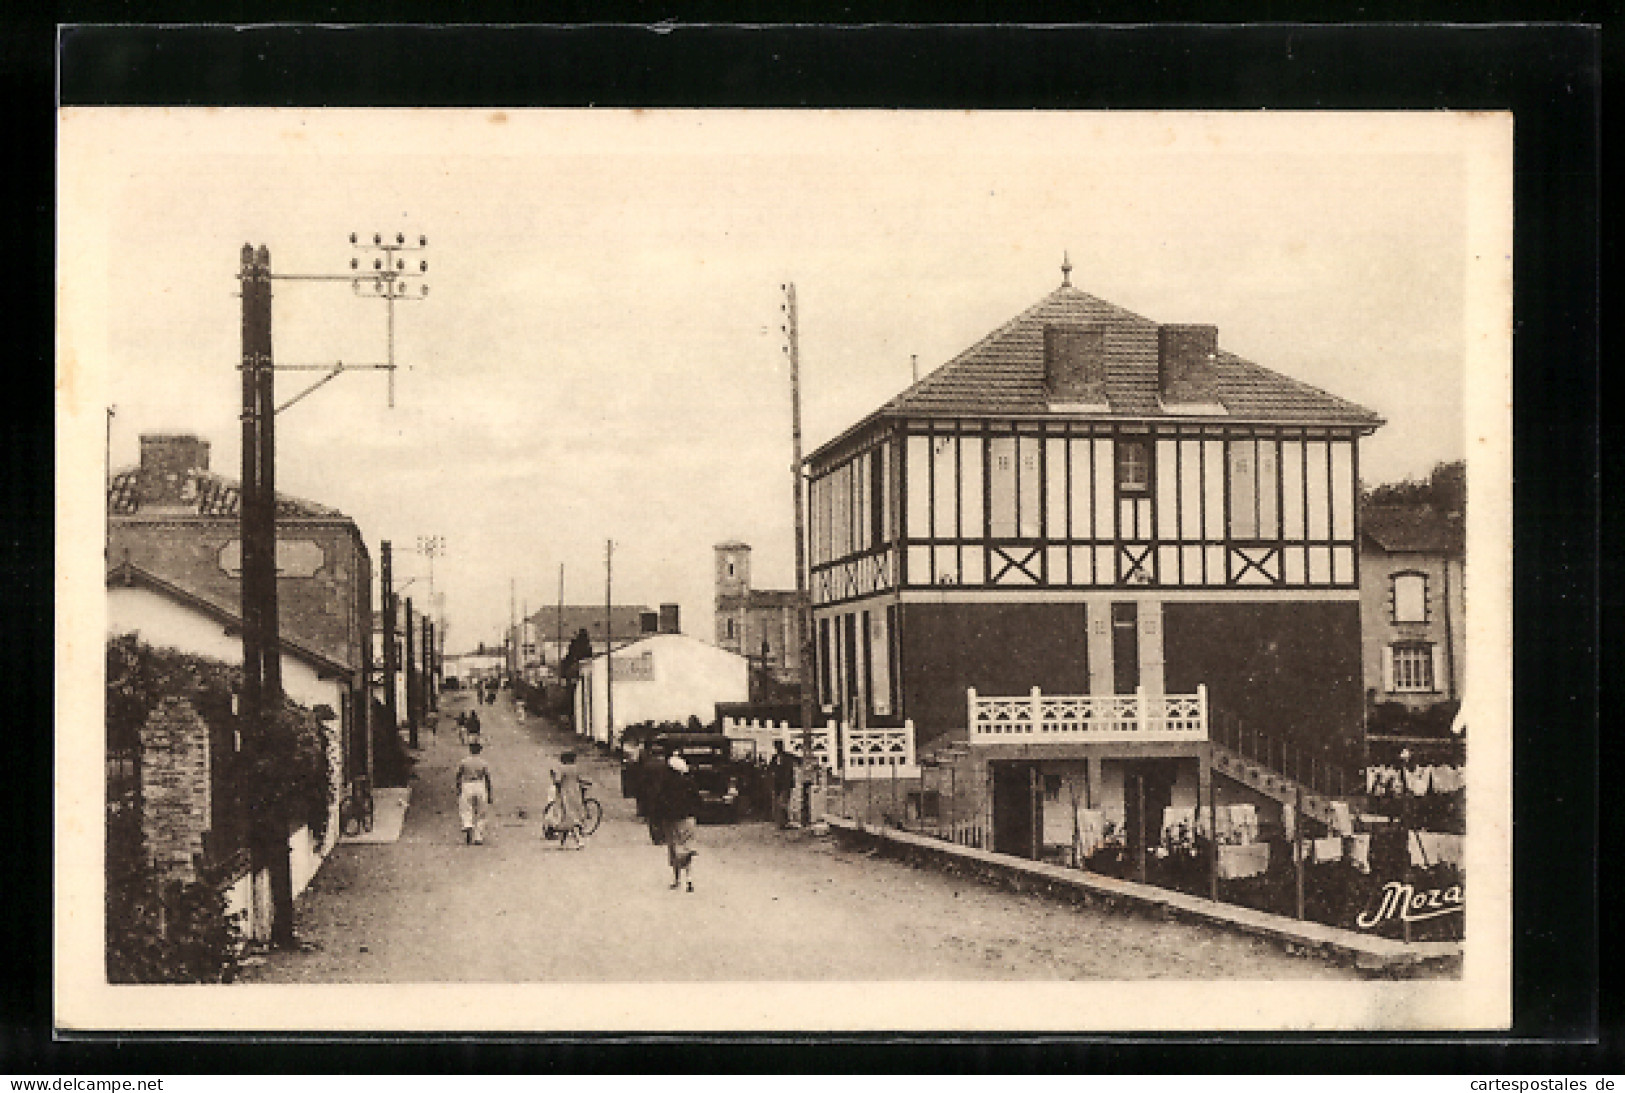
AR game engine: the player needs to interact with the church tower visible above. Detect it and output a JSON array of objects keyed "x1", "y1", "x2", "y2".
[{"x1": 714, "y1": 541, "x2": 752, "y2": 654}]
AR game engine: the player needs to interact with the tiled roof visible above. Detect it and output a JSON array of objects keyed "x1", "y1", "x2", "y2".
[
  {"x1": 868, "y1": 283, "x2": 1383, "y2": 427},
  {"x1": 526, "y1": 605, "x2": 656, "y2": 637},
  {"x1": 107, "y1": 468, "x2": 344, "y2": 518},
  {"x1": 1361, "y1": 503, "x2": 1464, "y2": 555}
]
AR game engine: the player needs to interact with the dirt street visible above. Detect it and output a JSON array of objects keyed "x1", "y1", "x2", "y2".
[{"x1": 245, "y1": 690, "x2": 1363, "y2": 983}]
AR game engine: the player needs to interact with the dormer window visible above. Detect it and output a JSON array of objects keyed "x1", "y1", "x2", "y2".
[{"x1": 1117, "y1": 441, "x2": 1149, "y2": 493}]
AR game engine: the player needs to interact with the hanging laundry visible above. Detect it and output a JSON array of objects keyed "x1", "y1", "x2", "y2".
[
  {"x1": 1329, "y1": 800, "x2": 1354, "y2": 838},
  {"x1": 1227, "y1": 803, "x2": 1259, "y2": 844},
  {"x1": 1161, "y1": 806, "x2": 1196, "y2": 843},
  {"x1": 1076, "y1": 808, "x2": 1107, "y2": 857},
  {"x1": 1405, "y1": 766, "x2": 1432, "y2": 796},
  {"x1": 1346, "y1": 832, "x2": 1372, "y2": 874},
  {"x1": 1282, "y1": 801, "x2": 1297, "y2": 843},
  {"x1": 1313, "y1": 836, "x2": 1343, "y2": 863},
  {"x1": 1365, "y1": 764, "x2": 1404, "y2": 797},
  {"x1": 1408, "y1": 829, "x2": 1465, "y2": 867},
  {"x1": 1217, "y1": 841, "x2": 1270, "y2": 880}
]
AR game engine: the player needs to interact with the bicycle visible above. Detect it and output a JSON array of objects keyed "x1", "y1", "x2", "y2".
[
  {"x1": 340, "y1": 775, "x2": 375, "y2": 837},
  {"x1": 541, "y1": 780, "x2": 603, "y2": 839}
]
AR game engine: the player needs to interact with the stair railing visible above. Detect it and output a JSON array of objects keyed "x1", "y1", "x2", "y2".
[{"x1": 1213, "y1": 711, "x2": 1354, "y2": 801}]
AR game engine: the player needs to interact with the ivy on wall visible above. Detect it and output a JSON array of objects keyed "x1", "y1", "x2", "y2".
[{"x1": 105, "y1": 636, "x2": 334, "y2": 982}]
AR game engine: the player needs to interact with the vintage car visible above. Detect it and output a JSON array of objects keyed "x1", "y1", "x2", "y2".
[{"x1": 623, "y1": 731, "x2": 744, "y2": 822}]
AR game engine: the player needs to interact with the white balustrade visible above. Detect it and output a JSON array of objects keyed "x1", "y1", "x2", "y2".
[
  {"x1": 967, "y1": 684, "x2": 1208, "y2": 744},
  {"x1": 723, "y1": 715, "x2": 919, "y2": 780},
  {"x1": 840, "y1": 720, "x2": 919, "y2": 780},
  {"x1": 720, "y1": 716, "x2": 839, "y2": 772}
]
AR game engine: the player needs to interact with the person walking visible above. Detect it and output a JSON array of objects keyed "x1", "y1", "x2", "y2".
[
  {"x1": 455, "y1": 739, "x2": 494, "y2": 845},
  {"x1": 462, "y1": 708, "x2": 482, "y2": 747},
  {"x1": 656, "y1": 754, "x2": 701, "y2": 892},
  {"x1": 768, "y1": 739, "x2": 800, "y2": 829},
  {"x1": 550, "y1": 751, "x2": 590, "y2": 850}
]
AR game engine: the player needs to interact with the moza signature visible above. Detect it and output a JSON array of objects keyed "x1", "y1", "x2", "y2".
[{"x1": 1356, "y1": 880, "x2": 1464, "y2": 928}]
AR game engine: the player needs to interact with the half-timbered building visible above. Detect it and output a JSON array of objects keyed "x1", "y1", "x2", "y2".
[{"x1": 806, "y1": 265, "x2": 1383, "y2": 860}]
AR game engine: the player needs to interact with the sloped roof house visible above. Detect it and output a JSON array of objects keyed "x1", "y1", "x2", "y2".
[{"x1": 804, "y1": 266, "x2": 1383, "y2": 858}]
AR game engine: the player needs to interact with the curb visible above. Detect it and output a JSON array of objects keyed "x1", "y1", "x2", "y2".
[{"x1": 825, "y1": 818, "x2": 1462, "y2": 975}]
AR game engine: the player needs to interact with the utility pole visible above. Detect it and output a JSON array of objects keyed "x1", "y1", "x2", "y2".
[
  {"x1": 238, "y1": 243, "x2": 295, "y2": 948},
  {"x1": 381, "y1": 541, "x2": 398, "y2": 748},
  {"x1": 556, "y1": 563, "x2": 565, "y2": 680},
  {"x1": 234, "y1": 232, "x2": 429, "y2": 948},
  {"x1": 404, "y1": 596, "x2": 418, "y2": 749},
  {"x1": 509, "y1": 577, "x2": 518, "y2": 682},
  {"x1": 422, "y1": 614, "x2": 434, "y2": 714},
  {"x1": 605, "y1": 539, "x2": 615, "y2": 748},
  {"x1": 416, "y1": 533, "x2": 445, "y2": 693},
  {"x1": 783, "y1": 282, "x2": 818, "y2": 821}
]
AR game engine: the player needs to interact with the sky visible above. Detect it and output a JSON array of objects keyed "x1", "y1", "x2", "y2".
[{"x1": 61, "y1": 110, "x2": 1506, "y2": 653}]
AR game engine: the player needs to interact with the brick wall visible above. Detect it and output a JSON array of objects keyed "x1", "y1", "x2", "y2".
[
  {"x1": 110, "y1": 517, "x2": 365, "y2": 671},
  {"x1": 139, "y1": 696, "x2": 211, "y2": 886}
]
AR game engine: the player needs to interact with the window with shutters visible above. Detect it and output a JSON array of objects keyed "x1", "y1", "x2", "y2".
[{"x1": 1389, "y1": 642, "x2": 1436, "y2": 693}]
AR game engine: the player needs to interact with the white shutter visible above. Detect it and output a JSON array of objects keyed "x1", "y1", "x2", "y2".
[
  {"x1": 1382, "y1": 646, "x2": 1395, "y2": 692},
  {"x1": 1430, "y1": 643, "x2": 1447, "y2": 694}
]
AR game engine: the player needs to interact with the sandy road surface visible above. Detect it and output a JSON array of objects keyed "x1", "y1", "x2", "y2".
[{"x1": 246, "y1": 692, "x2": 1362, "y2": 983}]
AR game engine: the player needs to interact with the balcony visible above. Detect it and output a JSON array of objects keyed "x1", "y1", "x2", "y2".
[{"x1": 967, "y1": 685, "x2": 1208, "y2": 745}]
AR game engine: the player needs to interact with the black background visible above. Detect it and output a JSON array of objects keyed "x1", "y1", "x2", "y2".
[{"x1": 5, "y1": 11, "x2": 1606, "y2": 1074}]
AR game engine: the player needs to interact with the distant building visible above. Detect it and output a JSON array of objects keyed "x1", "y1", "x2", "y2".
[
  {"x1": 714, "y1": 542, "x2": 802, "y2": 691},
  {"x1": 574, "y1": 633, "x2": 749, "y2": 746},
  {"x1": 442, "y1": 649, "x2": 507, "y2": 686},
  {"x1": 1359, "y1": 502, "x2": 1465, "y2": 721},
  {"x1": 524, "y1": 603, "x2": 671, "y2": 674}
]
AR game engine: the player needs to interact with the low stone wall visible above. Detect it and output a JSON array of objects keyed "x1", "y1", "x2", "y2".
[{"x1": 827, "y1": 818, "x2": 1462, "y2": 975}]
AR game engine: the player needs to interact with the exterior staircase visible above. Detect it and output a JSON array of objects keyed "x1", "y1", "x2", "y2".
[
  {"x1": 1208, "y1": 740, "x2": 1356, "y2": 831},
  {"x1": 910, "y1": 724, "x2": 1360, "y2": 835}
]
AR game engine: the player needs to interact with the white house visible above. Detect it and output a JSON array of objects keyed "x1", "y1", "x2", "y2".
[{"x1": 574, "y1": 633, "x2": 750, "y2": 746}]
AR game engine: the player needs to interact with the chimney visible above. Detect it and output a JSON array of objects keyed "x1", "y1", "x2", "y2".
[
  {"x1": 659, "y1": 603, "x2": 680, "y2": 634},
  {"x1": 1043, "y1": 325, "x2": 1107, "y2": 406},
  {"x1": 640, "y1": 611, "x2": 660, "y2": 635},
  {"x1": 1158, "y1": 324, "x2": 1221, "y2": 404},
  {"x1": 137, "y1": 434, "x2": 210, "y2": 509}
]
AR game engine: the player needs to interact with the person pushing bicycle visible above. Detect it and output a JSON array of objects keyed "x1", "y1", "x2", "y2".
[{"x1": 549, "y1": 751, "x2": 590, "y2": 850}]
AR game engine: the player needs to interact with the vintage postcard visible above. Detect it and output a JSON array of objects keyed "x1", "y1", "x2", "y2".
[{"x1": 56, "y1": 108, "x2": 1512, "y2": 1031}]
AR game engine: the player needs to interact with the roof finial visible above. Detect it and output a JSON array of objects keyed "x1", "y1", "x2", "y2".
[{"x1": 1061, "y1": 251, "x2": 1073, "y2": 287}]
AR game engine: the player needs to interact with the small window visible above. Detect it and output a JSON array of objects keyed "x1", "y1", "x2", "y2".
[
  {"x1": 1117, "y1": 441, "x2": 1149, "y2": 493},
  {"x1": 1392, "y1": 572, "x2": 1428, "y2": 623},
  {"x1": 1390, "y1": 643, "x2": 1435, "y2": 693},
  {"x1": 727, "y1": 561, "x2": 735, "y2": 578},
  {"x1": 725, "y1": 618, "x2": 736, "y2": 640}
]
